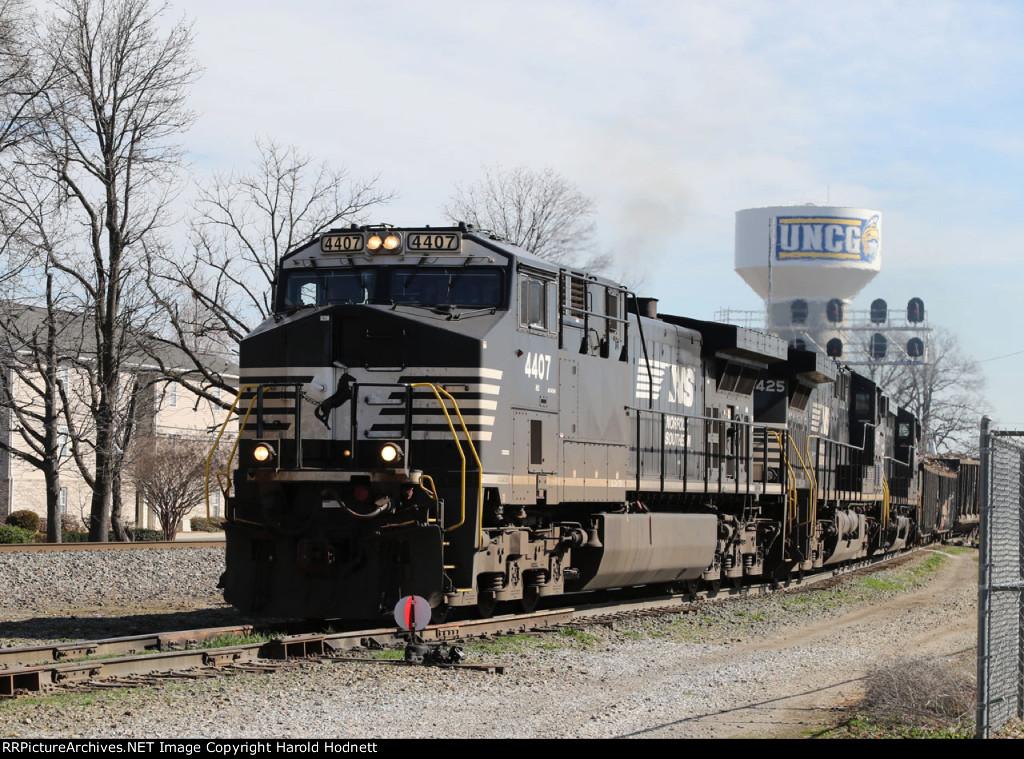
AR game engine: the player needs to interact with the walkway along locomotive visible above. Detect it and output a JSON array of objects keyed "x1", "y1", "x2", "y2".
[{"x1": 213, "y1": 225, "x2": 922, "y2": 620}]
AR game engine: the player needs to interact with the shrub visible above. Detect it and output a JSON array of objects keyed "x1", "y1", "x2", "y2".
[
  {"x1": 129, "y1": 528, "x2": 164, "y2": 542},
  {"x1": 61, "y1": 530, "x2": 89, "y2": 542},
  {"x1": 0, "y1": 525, "x2": 35, "y2": 544},
  {"x1": 190, "y1": 516, "x2": 225, "y2": 532},
  {"x1": 7, "y1": 510, "x2": 40, "y2": 532},
  {"x1": 862, "y1": 656, "x2": 974, "y2": 729}
]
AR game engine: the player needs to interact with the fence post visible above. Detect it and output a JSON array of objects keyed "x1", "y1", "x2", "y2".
[{"x1": 976, "y1": 415, "x2": 991, "y2": 738}]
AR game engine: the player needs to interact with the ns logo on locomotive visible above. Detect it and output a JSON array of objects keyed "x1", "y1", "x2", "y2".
[{"x1": 216, "y1": 224, "x2": 925, "y2": 620}]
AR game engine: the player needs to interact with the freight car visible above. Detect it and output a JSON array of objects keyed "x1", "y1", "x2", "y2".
[
  {"x1": 214, "y1": 224, "x2": 925, "y2": 621},
  {"x1": 918, "y1": 457, "x2": 980, "y2": 544}
]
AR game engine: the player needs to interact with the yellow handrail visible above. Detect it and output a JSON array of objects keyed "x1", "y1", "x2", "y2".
[
  {"x1": 418, "y1": 474, "x2": 439, "y2": 502},
  {"x1": 205, "y1": 383, "x2": 262, "y2": 519},
  {"x1": 411, "y1": 383, "x2": 484, "y2": 545},
  {"x1": 786, "y1": 436, "x2": 815, "y2": 528},
  {"x1": 881, "y1": 475, "x2": 890, "y2": 530},
  {"x1": 435, "y1": 385, "x2": 485, "y2": 546},
  {"x1": 770, "y1": 430, "x2": 799, "y2": 527}
]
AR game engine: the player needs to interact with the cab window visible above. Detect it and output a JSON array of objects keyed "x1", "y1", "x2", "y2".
[{"x1": 519, "y1": 273, "x2": 552, "y2": 331}]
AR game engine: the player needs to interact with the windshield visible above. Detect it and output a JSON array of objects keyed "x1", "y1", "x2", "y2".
[
  {"x1": 278, "y1": 266, "x2": 505, "y2": 310},
  {"x1": 281, "y1": 270, "x2": 377, "y2": 308},
  {"x1": 389, "y1": 268, "x2": 503, "y2": 308}
]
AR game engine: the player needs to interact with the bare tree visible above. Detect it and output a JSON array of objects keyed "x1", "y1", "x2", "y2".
[
  {"x1": 875, "y1": 327, "x2": 986, "y2": 455},
  {"x1": 0, "y1": 126, "x2": 92, "y2": 540},
  {"x1": 443, "y1": 163, "x2": 606, "y2": 269},
  {"x1": 4, "y1": 0, "x2": 200, "y2": 540},
  {"x1": 146, "y1": 138, "x2": 394, "y2": 406},
  {"x1": 0, "y1": 275, "x2": 83, "y2": 541},
  {"x1": 0, "y1": 0, "x2": 49, "y2": 155},
  {"x1": 127, "y1": 435, "x2": 208, "y2": 540}
]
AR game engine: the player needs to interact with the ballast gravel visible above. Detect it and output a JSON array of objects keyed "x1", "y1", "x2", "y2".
[
  {"x1": 0, "y1": 547, "x2": 978, "y2": 739},
  {"x1": 0, "y1": 547, "x2": 231, "y2": 645}
]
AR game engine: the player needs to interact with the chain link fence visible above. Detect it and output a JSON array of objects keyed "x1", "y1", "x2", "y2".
[{"x1": 977, "y1": 417, "x2": 1024, "y2": 737}]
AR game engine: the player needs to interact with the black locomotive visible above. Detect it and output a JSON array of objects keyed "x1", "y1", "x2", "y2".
[{"x1": 216, "y1": 224, "x2": 931, "y2": 620}]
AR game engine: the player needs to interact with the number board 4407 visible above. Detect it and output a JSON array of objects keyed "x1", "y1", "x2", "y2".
[
  {"x1": 320, "y1": 233, "x2": 364, "y2": 253},
  {"x1": 407, "y1": 233, "x2": 460, "y2": 252}
]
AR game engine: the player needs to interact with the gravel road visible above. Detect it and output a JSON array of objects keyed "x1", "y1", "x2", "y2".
[{"x1": 0, "y1": 547, "x2": 977, "y2": 739}]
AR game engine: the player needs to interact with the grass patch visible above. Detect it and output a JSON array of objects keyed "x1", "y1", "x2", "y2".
[
  {"x1": 0, "y1": 683, "x2": 139, "y2": 728},
  {"x1": 466, "y1": 627, "x2": 603, "y2": 655},
  {"x1": 849, "y1": 552, "x2": 947, "y2": 597},
  {"x1": 819, "y1": 716, "x2": 973, "y2": 739},
  {"x1": 464, "y1": 633, "x2": 547, "y2": 656},
  {"x1": 859, "y1": 576, "x2": 903, "y2": 592},
  {"x1": 909, "y1": 551, "x2": 947, "y2": 578},
  {"x1": 658, "y1": 614, "x2": 721, "y2": 642},
  {"x1": 935, "y1": 545, "x2": 976, "y2": 556},
  {"x1": 370, "y1": 649, "x2": 405, "y2": 660},
  {"x1": 779, "y1": 591, "x2": 844, "y2": 612},
  {"x1": 198, "y1": 632, "x2": 275, "y2": 649},
  {"x1": 552, "y1": 628, "x2": 600, "y2": 647}
]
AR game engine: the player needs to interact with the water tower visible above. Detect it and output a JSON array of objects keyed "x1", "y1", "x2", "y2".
[{"x1": 735, "y1": 205, "x2": 883, "y2": 358}]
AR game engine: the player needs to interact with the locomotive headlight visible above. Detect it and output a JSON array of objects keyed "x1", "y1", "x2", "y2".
[
  {"x1": 252, "y1": 443, "x2": 275, "y2": 464},
  {"x1": 382, "y1": 234, "x2": 401, "y2": 251},
  {"x1": 367, "y1": 234, "x2": 383, "y2": 251},
  {"x1": 379, "y1": 443, "x2": 402, "y2": 464}
]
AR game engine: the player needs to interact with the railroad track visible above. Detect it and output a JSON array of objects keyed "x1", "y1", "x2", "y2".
[
  {"x1": 0, "y1": 549, "x2": 917, "y2": 699},
  {"x1": 0, "y1": 612, "x2": 562, "y2": 698},
  {"x1": 0, "y1": 539, "x2": 225, "y2": 553}
]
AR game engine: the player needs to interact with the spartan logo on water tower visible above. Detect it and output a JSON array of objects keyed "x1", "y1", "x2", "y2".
[{"x1": 774, "y1": 214, "x2": 881, "y2": 263}]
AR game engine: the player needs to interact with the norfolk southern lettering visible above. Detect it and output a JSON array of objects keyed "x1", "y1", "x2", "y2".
[{"x1": 775, "y1": 215, "x2": 880, "y2": 262}]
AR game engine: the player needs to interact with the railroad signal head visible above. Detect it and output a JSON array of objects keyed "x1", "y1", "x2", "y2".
[
  {"x1": 826, "y1": 338, "x2": 843, "y2": 358},
  {"x1": 870, "y1": 298, "x2": 888, "y2": 324},
  {"x1": 826, "y1": 298, "x2": 844, "y2": 324},
  {"x1": 869, "y1": 333, "x2": 888, "y2": 360},
  {"x1": 907, "y1": 297, "x2": 925, "y2": 323},
  {"x1": 790, "y1": 299, "x2": 808, "y2": 325},
  {"x1": 907, "y1": 337, "x2": 925, "y2": 358}
]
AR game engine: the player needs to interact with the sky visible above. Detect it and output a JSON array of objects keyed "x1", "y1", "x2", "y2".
[{"x1": 167, "y1": 0, "x2": 1023, "y2": 429}]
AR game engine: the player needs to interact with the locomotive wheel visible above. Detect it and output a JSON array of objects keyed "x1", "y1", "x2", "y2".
[
  {"x1": 520, "y1": 586, "x2": 540, "y2": 614},
  {"x1": 477, "y1": 592, "x2": 498, "y2": 618},
  {"x1": 430, "y1": 604, "x2": 450, "y2": 624},
  {"x1": 686, "y1": 580, "x2": 699, "y2": 598},
  {"x1": 706, "y1": 579, "x2": 721, "y2": 597}
]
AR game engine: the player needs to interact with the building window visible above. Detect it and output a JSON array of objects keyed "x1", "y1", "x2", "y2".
[
  {"x1": 59, "y1": 365, "x2": 70, "y2": 390},
  {"x1": 167, "y1": 383, "x2": 177, "y2": 408},
  {"x1": 59, "y1": 487, "x2": 67, "y2": 517},
  {"x1": 58, "y1": 426, "x2": 69, "y2": 459},
  {"x1": 211, "y1": 489, "x2": 221, "y2": 518}
]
